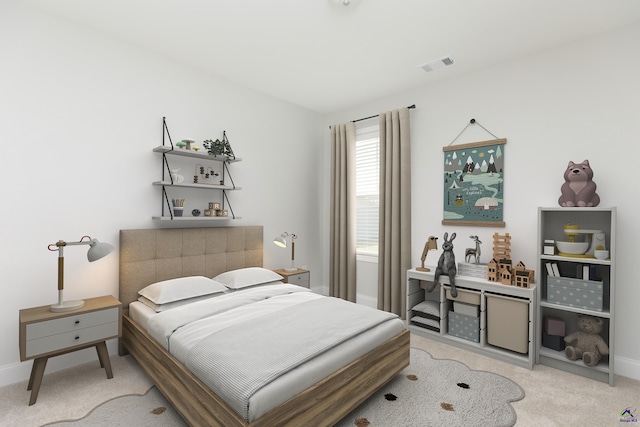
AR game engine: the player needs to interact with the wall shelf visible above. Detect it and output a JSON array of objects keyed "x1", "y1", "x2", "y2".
[{"x1": 153, "y1": 117, "x2": 241, "y2": 221}]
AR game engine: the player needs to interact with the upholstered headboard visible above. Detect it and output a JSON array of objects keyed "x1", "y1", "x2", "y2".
[{"x1": 119, "y1": 226, "x2": 263, "y2": 309}]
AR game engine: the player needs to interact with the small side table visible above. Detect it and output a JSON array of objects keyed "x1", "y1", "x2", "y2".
[
  {"x1": 273, "y1": 268, "x2": 310, "y2": 288},
  {"x1": 19, "y1": 295, "x2": 122, "y2": 405}
]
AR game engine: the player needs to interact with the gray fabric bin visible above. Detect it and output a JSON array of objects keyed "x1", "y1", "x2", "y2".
[{"x1": 547, "y1": 276, "x2": 603, "y2": 311}]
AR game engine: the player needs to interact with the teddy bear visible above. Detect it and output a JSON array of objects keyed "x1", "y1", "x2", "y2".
[
  {"x1": 564, "y1": 314, "x2": 609, "y2": 367},
  {"x1": 558, "y1": 160, "x2": 600, "y2": 207}
]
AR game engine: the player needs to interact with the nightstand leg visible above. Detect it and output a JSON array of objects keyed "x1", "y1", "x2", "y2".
[
  {"x1": 95, "y1": 341, "x2": 113, "y2": 379},
  {"x1": 27, "y1": 357, "x2": 48, "y2": 405}
]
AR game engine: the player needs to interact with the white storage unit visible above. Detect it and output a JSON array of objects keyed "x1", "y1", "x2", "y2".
[
  {"x1": 536, "y1": 207, "x2": 616, "y2": 386},
  {"x1": 407, "y1": 269, "x2": 536, "y2": 369}
]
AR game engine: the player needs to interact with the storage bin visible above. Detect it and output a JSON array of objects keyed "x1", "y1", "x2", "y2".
[
  {"x1": 444, "y1": 286, "x2": 481, "y2": 305},
  {"x1": 486, "y1": 293, "x2": 529, "y2": 354},
  {"x1": 542, "y1": 330, "x2": 566, "y2": 351},
  {"x1": 454, "y1": 301, "x2": 480, "y2": 317},
  {"x1": 447, "y1": 311, "x2": 480, "y2": 342},
  {"x1": 547, "y1": 276, "x2": 603, "y2": 312}
]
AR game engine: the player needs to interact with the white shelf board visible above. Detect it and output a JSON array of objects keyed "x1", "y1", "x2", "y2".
[
  {"x1": 153, "y1": 181, "x2": 241, "y2": 191},
  {"x1": 152, "y1": 216, "x2": 241, "y2": 221},
  {"x1": 153, "y1": 146, "x2": 241, "y2": 162}
]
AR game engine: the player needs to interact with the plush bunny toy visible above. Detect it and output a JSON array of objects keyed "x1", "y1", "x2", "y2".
[{"x1": 426, "y1": 232, "x2": 458, "y2": 297}]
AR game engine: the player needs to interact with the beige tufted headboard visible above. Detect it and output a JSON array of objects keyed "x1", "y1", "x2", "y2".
[{"x1": 119, "y1": 226, "x2": 263, "y2": 310}]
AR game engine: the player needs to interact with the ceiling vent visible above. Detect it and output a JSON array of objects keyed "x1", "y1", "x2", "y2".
[{"x1": 420, "y1": 56, "x2": 454, "y2": 73}]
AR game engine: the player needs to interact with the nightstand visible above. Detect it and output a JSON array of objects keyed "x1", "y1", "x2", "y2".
[
  {"x1": 273, "y1": 268, "x2": 310, "y2": 288},
  {"x1": 19, "y1": 295, "x2": 122, "y2": 405}
]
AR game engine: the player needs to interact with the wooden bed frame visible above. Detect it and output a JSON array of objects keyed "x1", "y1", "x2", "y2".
[{"x1": 118, "y1": 226, "x2": 410, "y2": 427}]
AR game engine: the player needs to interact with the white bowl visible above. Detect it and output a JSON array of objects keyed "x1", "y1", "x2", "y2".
[
  {"x1": 555, "y1": 241, "x2": 589, "y2": 255},
  {"x1": 594, "y1": 250, "x2": 609, "y2": 260}
]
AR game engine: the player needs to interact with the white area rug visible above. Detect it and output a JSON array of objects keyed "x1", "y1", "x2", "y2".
[{"x1": 335, "y1": 348, "x2": 525, "y2": 427}]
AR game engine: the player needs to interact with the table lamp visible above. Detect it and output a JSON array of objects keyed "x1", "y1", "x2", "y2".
[
  {"x1": 416, "y1": 235, "x2": 438, "y2": 272},
  {"x1": 273, "y1": 232, "x2": 298, "y2": 272},
  {"x1": 47, "y1": 236, "x2": 114, "y2": 312}
]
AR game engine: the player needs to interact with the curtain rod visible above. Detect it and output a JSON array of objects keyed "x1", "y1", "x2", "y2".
[{"x1": 353, "y1": 104, "x2": 416, "y2": 123}]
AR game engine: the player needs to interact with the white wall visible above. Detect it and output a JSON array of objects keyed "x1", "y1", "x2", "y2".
[
  {"x1": 0, "y1": 2, "x2": 322, "y2": 385},
  {"x1": 322, "y1": 23, "x2": 640, "y2": 379}
]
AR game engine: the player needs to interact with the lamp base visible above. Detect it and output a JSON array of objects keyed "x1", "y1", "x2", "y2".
[
  {"x1": 284, "y1": 267, "x2": 298, "y2": 272},
  {"x1": 51, "y1": 300, "x2": 85, "y2": 312}
]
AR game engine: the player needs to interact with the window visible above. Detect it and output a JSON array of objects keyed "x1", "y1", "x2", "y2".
[{"x1": 355, "y1": 126, "x2": 379, "y2": 255}]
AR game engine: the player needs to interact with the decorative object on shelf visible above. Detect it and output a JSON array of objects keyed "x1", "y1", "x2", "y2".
[
  {"x1": 543, "y1": 239, "x2": 556, "y2": 255},
  {"x1": 274, "y1": 232, "x2": 298, "y2": 272},
  {"x1": 594, "y1": 249, "x2": 609, "y2": 260},
  {"x1": 556, "y1": 224, "x2": 606, "y2": 257},
  {"x1": 193, "y1": 146, "x2": 200, "y2": 152},
  {"x1": 182, "y1": 138, "x2": 195, "y2": 150},
  {"x1": 176, "y1": 140, "x2": 187, "y2": 149},
  {"x1": 209, "y1": 202, "x2": 221, "y2": 210},
  {"x1": 485, "y1": 233, "x2": 533, "y2": 287},
  {"x1": 203, "y1": 131, "x2": 235, "y2": 160},
  {"x1": 204, "y1": 209, "x2": 213, "y2": 216},
  {"x1": 564, "y1": 314, "x2": 609, "y2": 367},
  {"x1": 465, "y1": 235, "x2": 482, "y2": 264},
  {"x1": 172, "y1": 199, "x2": 185, "y2": 216},
  {"x1": 170, "y1": 168, "x2": 184, "y2": 184},
  {"x1": 46, "y1": 236, "x2": 114, "y2": 312},
  {"x1": 416, "y1": 236, "x2": 438, "y2": 272},
  {"x1": 442, "y1": 122, "x2": 506, "y2": 227},
  {"x1": 558, "y1": 160, "x2": 600, "y2": 207},
  {"x1": 426, "y1": 232, "x2": 457, "y2": 297},
  {"x1": 191, "y1": 209, "x2": 201, "y2": 217}
]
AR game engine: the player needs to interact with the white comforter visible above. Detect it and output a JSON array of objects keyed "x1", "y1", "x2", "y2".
[{"x1": 144, "y1": 283, "x2": 401, "y2": 421}]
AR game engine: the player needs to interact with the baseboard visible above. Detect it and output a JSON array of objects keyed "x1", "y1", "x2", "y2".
[
  {"x1": 0, "y1": 339, "x2": 119, "y2": 387},
  {"x1": 356, "y1": 293, "x2": 377, "y2": 309},
  {"x1": 615, "y1": 355, "x2": 640, "y2": 381}
]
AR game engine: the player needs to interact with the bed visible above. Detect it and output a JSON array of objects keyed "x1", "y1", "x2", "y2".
[{"x1": 118, "y1": 226, "x2": 410, "y2": 427}]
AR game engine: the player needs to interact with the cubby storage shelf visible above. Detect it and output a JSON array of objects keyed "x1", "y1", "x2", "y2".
[{"x1": 406, "y1": 268, "x2": 536, "y2": 370}]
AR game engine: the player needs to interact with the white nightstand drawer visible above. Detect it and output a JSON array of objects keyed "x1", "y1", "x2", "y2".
[
  {"x1": 26, "y1": 307, "x2": 119, "y2": 340},
  {"x1": 287, "y1": 272, "x2": 310, "y2": 287},
  {"x1": 25, "y1": 321, "x2": 120, "y2": 358}
]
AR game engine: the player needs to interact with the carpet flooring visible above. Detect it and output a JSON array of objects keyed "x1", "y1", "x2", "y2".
[
  {"x1": 3, "y1": 333, "x2": 640, "y2": 426},
  {"x1": 17, "y1": 348, "x2": 524, "y2": 427}
]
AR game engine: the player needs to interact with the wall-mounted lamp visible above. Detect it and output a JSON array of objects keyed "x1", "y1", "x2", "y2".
[
  {"x1": 273, "y1": 232, "x2": 298, "y2": 272},
  {"x1": 416, "y1": 236, "x2": 438, "y2": 272},
  {"x1": 47, "y1": 236, "x2": 114, "y2": 312}
]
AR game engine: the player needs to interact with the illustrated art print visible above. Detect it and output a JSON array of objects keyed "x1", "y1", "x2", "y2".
[{"x1": 442, "y1": 138, "x2": 506, "y2": 227}]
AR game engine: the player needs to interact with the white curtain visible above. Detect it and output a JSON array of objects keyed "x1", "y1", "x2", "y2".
[
  {"x1": 329, "y1": 122, "x2": 357, "y2": 302},
  {"x1": 377, "y1": 108, "x2": 412, "y2": 318}
]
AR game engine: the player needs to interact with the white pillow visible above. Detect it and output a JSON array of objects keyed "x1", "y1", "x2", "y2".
[
  {"x1": 138, "y1": 276, "x2": 227, "y2": 304},
  {"x1": 138, "y1": 294, "x2": 218, "y2": 312},
  {"x1": 213, "y1": 267, "x2": 283, "y2": 290}
]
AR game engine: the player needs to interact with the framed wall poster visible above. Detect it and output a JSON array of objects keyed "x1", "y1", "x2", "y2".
[{"x1": 442, "y1": 138, "x2": 506, "y2": 227}]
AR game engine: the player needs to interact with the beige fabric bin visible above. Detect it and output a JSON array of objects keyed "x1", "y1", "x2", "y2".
[
  {"x1": 444, "y1": 286, "x2": 481, "y2": 305},
  {"x1": 486, "y1": 293, "x2": 529, "y2": 354}
]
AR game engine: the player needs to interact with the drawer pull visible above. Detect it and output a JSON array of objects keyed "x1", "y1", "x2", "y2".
[
  {"x1": 75, "y1": 336, "x2": 80, "y2": 340},
  {"x1": 75, "y1": 320, "x2": 80, "y2": 325}
]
